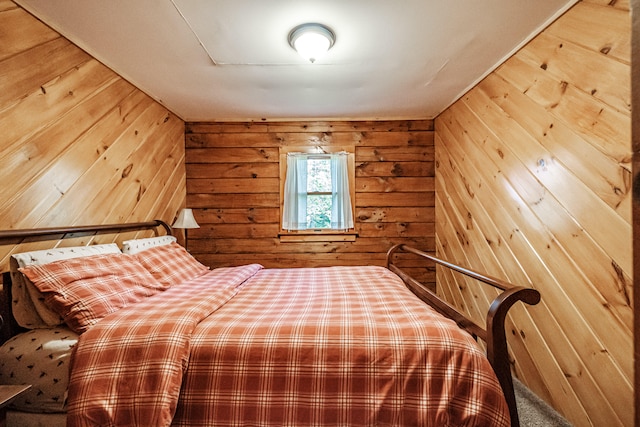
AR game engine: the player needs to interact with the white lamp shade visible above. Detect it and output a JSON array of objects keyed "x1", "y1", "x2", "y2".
[{"x1": 172, "y1": 208, "x2": 200, "y2": 229}]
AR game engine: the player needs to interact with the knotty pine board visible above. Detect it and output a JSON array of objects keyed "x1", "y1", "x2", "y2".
[
  {"x1": 0, "y1": 2, "x2": 186, "y2": 271},
  {"x1": 582, "y1": 0, "x2": 629, "y2": 10},
  {"x1": 437, "y1": 126, "x2": 630, "y2": 426},
  {"x1": 435, "y1": 1, "x2": 632, "y2": 425},
  {"x1": 0, "y1": 79, "x2": 139, "y2": 220},
  {"x1": 1, "y1": 37, "x2": 89, "y2": 105},
  {"x1": 435, "y1": 125, "x2": 625, "y2": 425},
  {"x1": 185, "y1": 120, "x2": 436, "y2": 284},
  {"x1": 546, "y1": 2, "x2": 630, "y2": 64},
  {"x1": 0, "y1": 2, "x2": 57, "y2": 61},
  {"x1": 439, "y1": 101, "x2": 632, "y2": 376},
  {"x1": 479, "y1": 72, "x2": 630, "y2": 213}
]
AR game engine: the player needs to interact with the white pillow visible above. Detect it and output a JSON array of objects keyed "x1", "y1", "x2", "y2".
[
  {"x1": 121, "y1": 235, "x2": 177, "y2": 254},
  {"x1": 10, "y1": 243, "x2": 122, "y2": 328}
]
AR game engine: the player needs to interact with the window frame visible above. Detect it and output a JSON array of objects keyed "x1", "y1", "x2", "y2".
[{"x1": 279, "y1": 145, "x2": 357, "y2": 242}]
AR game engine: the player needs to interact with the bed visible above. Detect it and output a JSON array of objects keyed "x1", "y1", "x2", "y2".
[{"x1": 0, "y1": 220, "x2": 540, "y2": 427}]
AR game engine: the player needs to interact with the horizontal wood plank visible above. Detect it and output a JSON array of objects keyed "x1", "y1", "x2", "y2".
[
  {"x1": 186, "y1": 119, "x2": 436, "y2": 290},
  {"x1": 356, "y1": 146, "x2": 434, "y2": 162},
  {"x1": 355, "y1": 161, "x2": 434, "y2": 177},
  {"x1": 186, "y1": 163, "x2": 279, "y2": 179},
  {"x1": 356, "y1": 192, "x2": 434, "y2": 207},
  {"x1": 186, "y1": 120, "x2": 434, "y2": 134},
  {"x1": 356, "y1": 177, "x2": 434, "y2": 192},
  {"x1": 186, "y1": 147, "x2": 278, "y2": 163},
  {"x1": 187, "y1": 178, "x2": 279, "y2": 194}
]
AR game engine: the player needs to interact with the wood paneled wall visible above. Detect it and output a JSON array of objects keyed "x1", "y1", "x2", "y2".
[
  {"x1": 2, "y1": 0, "x2": 633, "y2": 425},
  {"x1": 435, "y1": 1, "x2": 632, "y2": 426},
  {"x1": 631, "y1": 0, "x2": 639, "y2": 425},
  {"x1": 185, "y1": 121, "x2": 435, "y2": 284},
  {"x1": 0, "y1": 1, "x2": 186, "y2": 270},
  {"x1": 630, "y1": 0, "x2": 640, "y2": 427}
]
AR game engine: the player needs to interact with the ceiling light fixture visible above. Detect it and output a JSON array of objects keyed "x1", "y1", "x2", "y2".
[{"x1": 288, "y1": 23, "x2": 335, "y2": 63}]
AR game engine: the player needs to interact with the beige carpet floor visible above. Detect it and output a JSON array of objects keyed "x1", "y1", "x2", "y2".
[{"x1": 514, "y1": 378, "x2": 573, "y2": 427}]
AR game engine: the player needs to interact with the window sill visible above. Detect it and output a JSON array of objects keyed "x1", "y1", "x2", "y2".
[{"x1": 279, "y1": 231, "x2": 358, "y2": 243}]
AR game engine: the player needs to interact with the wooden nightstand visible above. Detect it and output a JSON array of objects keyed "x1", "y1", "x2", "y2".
[{"x1": 0, "y1": 385, "x2": 31, "y2": 426}]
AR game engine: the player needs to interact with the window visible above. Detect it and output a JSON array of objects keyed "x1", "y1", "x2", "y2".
[{"x1": 279, "y1": 146, "x2": 356, "y2": 242}]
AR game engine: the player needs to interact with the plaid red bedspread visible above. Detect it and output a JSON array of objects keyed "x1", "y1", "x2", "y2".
[
  {"x1": 68, "y1": 265, "x2": 510, "y2": 427},
  {"x1": 66, "y1": 264, "x2": 263, "y2": 426}
]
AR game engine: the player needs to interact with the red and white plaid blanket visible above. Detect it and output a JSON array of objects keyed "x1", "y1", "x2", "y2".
[
  {"x1": 66, "y1": 264, "x2": 263, "y2": 426},
  {"x1": 68, "y1": 265, "x2": 510, "y2": 427}
]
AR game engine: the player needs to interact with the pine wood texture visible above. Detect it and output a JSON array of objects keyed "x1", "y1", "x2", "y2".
[
  {"x1": 0, "y1": 2, "x2": 186, "y2": 270},
  {"x1": 1, "y1": 1, "x2": 634, "y2": 425},
  {"x1": 631, "y1": 0, "x2": 639, "y2": 426},
  {"x1": 435, "y1": 2, "x2": 632, "y2": 426},
  {"x1": 185, "y1": 120, "x2": 436, "y2": 285}
]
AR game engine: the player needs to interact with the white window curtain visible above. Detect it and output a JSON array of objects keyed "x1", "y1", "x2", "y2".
[
  {"x1": 282, "y1": 153, "x2": 308, "y2": 230},
  {"x1": 330, "y1": 152, "x2": 354, "y2": 229},
  {"x1": 282, "y1": 152, "x2": 354, "y2": 231}
]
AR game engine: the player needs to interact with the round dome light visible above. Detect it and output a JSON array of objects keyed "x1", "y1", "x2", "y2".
[{"x1": 288, "y1": 23, "x2": 336, "y2": 63}]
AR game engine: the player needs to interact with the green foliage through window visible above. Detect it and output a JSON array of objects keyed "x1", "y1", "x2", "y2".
[{"x1": 306, "y1": 158, "x2": 332, "y2": 228}]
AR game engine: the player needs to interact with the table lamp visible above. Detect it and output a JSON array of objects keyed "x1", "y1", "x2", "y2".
[{"x1": 172, "y1": 208, "x2": 199, "y2": 250}]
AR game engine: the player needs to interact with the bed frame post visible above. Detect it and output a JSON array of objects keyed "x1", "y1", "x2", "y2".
[
  {"x1": 486, "y1": 287, "x2": 541, "y2": 427},
  {"x1": 386, "y1": 243, "x2": 541, "y2": 427},
  {"x1": 0, "y1": 272, "x2": 20, "y2": 344}
]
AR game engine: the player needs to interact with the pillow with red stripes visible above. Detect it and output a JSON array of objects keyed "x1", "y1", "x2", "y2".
[
  {"x1": 20, "y1": 253, "x2": 163, "y2": 334},
  {"x1": 133, "y1": 242, "x2": 210, "y2": 287}
]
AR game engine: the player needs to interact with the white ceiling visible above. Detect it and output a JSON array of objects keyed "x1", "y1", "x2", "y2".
[{"x1": 17, "y1": 0, "x2": 578, "y2": 122}]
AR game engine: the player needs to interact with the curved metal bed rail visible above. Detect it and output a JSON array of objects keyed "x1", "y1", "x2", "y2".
[
  {"x1": 386, "y1": 243, "x2": 541, "y2": 427},
  {"x1": 0, "y1": 220, "x2": 172, "y2": 241},
  {"x1": 0, "y1": 220, "x2": 172, "y2": 342}
]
